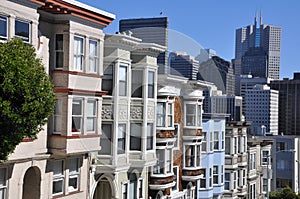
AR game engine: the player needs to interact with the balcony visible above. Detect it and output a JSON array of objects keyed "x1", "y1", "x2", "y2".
[
  {"x1": 182, "y1": 169, "x2": 203, "y2": 181},
  {"x1": 149, "y1": 175, "x2": 175, "y2": 190}
]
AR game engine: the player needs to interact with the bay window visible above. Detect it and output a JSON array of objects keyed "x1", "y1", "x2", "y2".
[
  {"x1": 100, "y1": 124, "x2": 112, "y2": 155},
  {"x1": 15, "y1": 19, "x2": 30, "y2": 43},
  {"x1": 88, "y1": 40, "x2": 98, "y2": 73},
  {"x1": 0, "y1": 15, "x2": 7, "y2": 41},
  {"x1": 73, "y1": 36, "x2": 84, "y2": 71},
  {"x1": 68, "y1": 158, "x2": 80, "y2": 192},
  {"x1": 184, "y1": 144, "x2": 201, "y2": 168},
  {"x1": 131, "y1": 70, "x2": 143, "y2": 98},
  {"x1": 118, "y1": 124, "x2": 126, "y2": 154},
  {"x1": 0, "y1": 167, "x2": 7, "y2": 199},
  {"x1": 153, "y1": 148, "x2": 172, "y2": 175},
  {"x1": 185, "y1": 103, "x2": 202, "y2": 127},
  {"x1": 72, "y1": 99, "x2": 83, "y2": 133},
  {"x1": 156, "y1": 101, "x2": 174, "y2": 128},
  {"x1": 55, "y1": 34, "x2": 64, "y2": 69}
]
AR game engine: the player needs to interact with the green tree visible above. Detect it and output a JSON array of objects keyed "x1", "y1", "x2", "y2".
[
  {"x1": 0, "y1": 38, "x2": 55, "y2": 160},
  {"x1": 270, "y1": 186, "x2": 300, "y2": 199}
]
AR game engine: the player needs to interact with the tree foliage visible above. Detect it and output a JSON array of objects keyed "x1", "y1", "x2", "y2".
[
  {"x1": 0, "y1": 38, "x2": 55, "y2": 160},
  {"x1": 270, "y1": 186, "x2": 300, "y2": 199}
]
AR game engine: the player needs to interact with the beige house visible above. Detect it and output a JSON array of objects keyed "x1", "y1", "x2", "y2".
[{"x1": 0, "y1": 0, "x2": 114, "y2": 198}]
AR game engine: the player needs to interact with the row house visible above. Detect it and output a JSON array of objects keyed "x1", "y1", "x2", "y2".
[
  {"x1": 224, "y1": 121, "x2": 249, "y2": 199},
  {"x1": 0, "y1": 0, "x2": 114, "y2": 198},
  {"x1": 247, "y1": 136, "x2": 273, "y2": 199},
  {"x1": 148, "y1": 76, "x2": 207, "y2": 199},
  {"x1": 91, "y1": 32, "x2": 165, "y2": 198},
  {"x1": 199, "y1": 113, "x2": 227, "y2": 199}
]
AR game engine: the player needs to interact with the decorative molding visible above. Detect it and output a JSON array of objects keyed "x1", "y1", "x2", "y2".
[
  {"x1": 102, "y1": 105, "x2": 113, "y2": 119},
  {"x1": 130, "y1": 106, "x2": 143, "y2": 120}
]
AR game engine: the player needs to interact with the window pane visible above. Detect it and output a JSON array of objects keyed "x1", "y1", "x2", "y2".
[
  {"x1": 74, "y1": 36, "x2": 84, "y2": 71},
  {"x1": 147, "y1": 123, "x2": 153, "y2": 150},
  {"x1": 156, "y1": 103, "x2": 165, "y2": 127},
  {"x1": 53, "y1": 160, "x2": 63, "y2": 176},
  {"x1": 154, "y1": 150, "x2": 164, "y2": 174},
  {"x1": 72, "y1": 99, "x2": 82, "y2": 132},
  {"x1": 102, "y1": 66, "x2": 113, "y2": 95},
  {"x1": 53, "y1": 180, "x2": 63, "y2": 194},
  {"x1": 68, "y1": 176, "x2": 78, "y2": 191},
  {"x1": 0, "y1": 168, "x2": 6, "y2": 186},
  {"x1": 186, "y1": 104, "x2": 196, "y2": 126},
  {"x1": 118, "y1": 124, "x2": 126, "y2": 154},
  {"x1": 100, "y1": 124, "x2": 112, "y2": 155},
  {"x1": 87, "y1": 100, "x2": 96, "y2": 132},
  {"x1": 69, "y1": 158, "x2": 79, "y2": 174},
  {"x1": 130, "y1": 123, "x2": 142, "y2": 151},
  {"x1": 119, "y1": 66, "x2": 127, "y2": 96},
  {"x1": 89, "y1": 40, "x2": 98, "y2": 73},
  {"x1": 0, "y1": 16, "x2": 7, "y2": 39},
  {"x1": 55, "y1": 34, "x2": 64, "y2": 68},
  {"x1": 54, "y1": 100, "x2": 62, "y2": 133},
  {"x1": 148, "y1": 71, "x2": 155, "y2": 98},
  {"x1": 131, "y1": 70, "x2": 143, "y2": 98},
  {"x1": 15, "y1": 19, "x2": 29, "y2": 42}
]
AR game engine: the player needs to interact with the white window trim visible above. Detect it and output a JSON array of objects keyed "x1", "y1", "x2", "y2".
[
  {"x1": 171, "y1": 166, "x2": 179, "y2": 193},
  {"x1": 0, "y1": 167, "x2": 7, "y2": 199},
  {"x1": 152, "y1": 147, "x2": 173, "y2": 176},
  {"x1": 122, "y1": 181, "x2": 129, "y2": 199},
  {"x1": 68, "y1": 158, "x2": 80, "y2": 193},
  {"x1": 118, "y1": 64, "x2": 128, "y2": 97},
  {"x1": 72, "y1": 98, "x2": 84, "y2": 134},
  {"x1": 213, "y1": 165, "x2": 219, "y2": 185},
  {"x1": 173, "y1": 123, "x2": 180, "y2": 150},
  {"x1": 0, "y1": 15, "x2": 8, "y2": 41},
  {"x1": 183, "y1": 143, "x2": 201, "y2": 168},
  {"x1": 54, "y1": 34, "x2": 64, "y2": 69},
  {"x1": 88, "y1": 39, "x2": 99, "y2": 73},
  {"x1": 52, "y1": 160, "x2": 65, "y2": 196},
  {"x1": 15, "y1": 18, "x2": 31, "y2": 43},
  {"x1": 184, "y1": 102, "x2": 202, "y2": 128},
  {"x1": 73, "y1": 35, "x2": 85, "y2": 71},
  {"x1": 138, "y1": 178, "x2": 143, "y2": 199},
  {"x1": 53, "y1": 99, "x2": 62, "y2": 134},
  {"x1": 156, "y1": 99, "x2": 175, "y2": 130}
]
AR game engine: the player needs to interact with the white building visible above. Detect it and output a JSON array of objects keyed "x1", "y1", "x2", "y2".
[{"x1": 245, "y1": 85, "x2": 279, "y2": 135}]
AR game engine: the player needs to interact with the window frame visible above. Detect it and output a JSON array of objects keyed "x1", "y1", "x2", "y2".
[
  {"x1": 148, "y1": 71, "x2": 155, "y2": 98},
  {"x1": 146, "y1": 123, "x2": 154, "y2": 150},
  {"x1": 202, "y1": 132, "x2": 207, "y2": 152},
  {"x1": 0, "y1": 15, "x2": 8, "y2": 41},
  {"x1": 200, "y1": 168, "x2": 206, "y2": 189},
  {"x1": 99, "y1": 123, "x2": 112, "y2": 155},
  {"x1": 86, "y1": 99, "x2": 97, "y2": 133},
  {"x1": 213, "y1": 166, "x2": 218, "y2": 185},
  {"x1": 88, "y1": 39, "x2": 99, "y2": 73},
  {"x1": 156, "y1": 100, "x2": 174, "y2": 129},
  {"x1": 53, "y1": 99, "x2": 62, "y2": 134},
  {"x1": 15, "y1": 18, "x2": 30, "y2": 43},
  {"x1": 119, "y1": 65, "x2": 128, "y2": 96},
  {"x1": 52, "y1": 160, "x2": 65, "y2": 196},
  {"x1": 122, "y1": 182, "x2": 128, "y2": 199},
  {"x1": 184, "y1": 102, "x2": 202, "y2": 128},
  {"x1": 68, "y1": 158, "x2": 80, "y2": 192},
  {"x1": 213, "y1": 131, "x2": 219, "y2": 151},
  {"x1": 174, "y1": 123, "x2": 180, "y2": 149},
  {"x1": 130, "y1": 123, "x2": 142, "y2": 151},
  {"x1": 72, "y1": 98, "x2": 83, "y2": 134},
  {"x1": 184, "y1": 144, "x2": 201, "y2": 168},
  {"x1": 0, "y1": 167, "x2": 7, "y2": 199},
  {"x1": 73, "y1": 35, "x2": 84, "y2": 71},
  {"x1": 55, "y1": 34, "x2": 64, "y2": 69},
  {"x1": 152, "y1": 148, "x2": 173, "y2": 175},
  {"x1": 117, "y1": 124, "x2": 126, "y2": 154},
  {"x1": 172, "y1": 166, "x2": 179, "y2": 192}
]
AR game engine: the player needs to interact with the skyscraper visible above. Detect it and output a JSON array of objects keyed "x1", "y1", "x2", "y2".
[
  {"x1": 119, "y1": 17, "x2": 168, "y2": 74},
  {"x1": 234, "y1": 12, "x2": 281, "y2": 80}
]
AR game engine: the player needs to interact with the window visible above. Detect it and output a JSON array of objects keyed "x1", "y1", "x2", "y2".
[
  {"x1": 185, "y1": 145, "x2": 195, "y2": 167},
  {"x1": 221, "y1": 132, "x2": 225, "y2": 150},
  {"x1": 209, "y1": 168, "x2": 212, "y2": 187},
  {"x1": 68, "y1": 158, "x2": 80, "y2": 192},
  {"x1": 118, "y1": 124, "x2": 126, "y2": 154},
  {"x1": 15, "y1": 19, "x2": 30, "y2": 42},
  {"x1": 55, "y1": 34, "x2": 64, "y2": 68},
  {"x1": 100, "y1": 124, "x2": 112, "y2": 155},
  {"x1": 52, "y1": 160, "x2": 64, "y2": 196},
  {"x1": 102, "y1": 65, "x2": 113, "y2": 95},
  {"x1": 263, "y1": 179, "x2": 267, "y2": 192},
  {"x1": 196, "y1": 145, "x2": 201, "y2": 166},
  {"x1": 0, "y1": 16, "x2": 7, "y2": 41},
  {"x1": 172, "y1": 166, "x2": 179, "y2": 191},
  {"x1": 202, "y1": 132, "x2": 207, "y2": 152},
  {"x1": 73, "y1": 36, "x2": 84, "y2": 71},
  {"x1": 200, "y1": 169, "x2": 206, "y2": 188},
  {"x1": 166, "y1": 149, "x2": 172, "y2": 174},
  {"x1": 86, "y1": 100, "x2": 97, "y2": 132},
  {"x1": 186, "y1": 104, "x2": 196, "y2": 126},
  {"x1": 221, "y1": 166, "x2": 224, "y2": 184},
  {"x1": 250, "y1": 153, "x2": 256, "y2": 170},
  {"x1": 0, "y1": 168, "x2": 7, "y2": 199},
  {"x1": 138, "y1": 179, "x2": 143, "y2": 198},
  {"x1": 225, "y1": 137, "x2": 230, "y2": 154},
  {"x1": 276, "y1": 142, "x2": 286, "y2": 151},
  {"x1": 249, "y1": 184, "x2": 256, "y2": 199},
  {"x1": 147, "y1": 123, "x2": 153, "y2": 150},
  {"x1": 156, "y1": 101, "x2": 173, "y2": 128},
  {"x1": 262, "y1": 150, "x2": 270, "y2": 165},
  {"x1": 88, "y1": 40, "x2": 98, "y2": 73},
  {"x1": 174, "y1": 124, "x2": 180, "y2": 149},
  {"x1": 153, "y1": 148, "x2": 172, "y2": 175},
  {"x1": 148, "y1": 71, "x2": 155, "y2": 98},
  {"x1": 224, "y1": 173, "x2": 230, "y2": 190},
  {"x1": 122, "y1": 183, "x2": 128, "y2": 199},
  {"x1": 72, "y1": 99, "x2": 83, "y2": 133},
  {"x1": 233, "y1": 171, "x2": 237, "y2": 189},
  {"x1": 53, "y1": 99, "x2": 62, "y2": 134},
  {"x1": 119, "y1": 66, "x2": 127, "y2": 96},
  {"x1": 130, "y1": 123, "x2": 142, "y2": 151},
  {"x1": 213, "y1": 166, "x2": 218, "y2": 185},
  {"x1": 210, "y1": 132, "x2": 213, "y2": 151},
  {"x1": 129, "y1": 174, "x2": 137, "y2": 199},
  {"x1": 213, "y1": 132, "x2": 219, "y2": 150},
  {"x1": 233, "y1": 137, "x2": 238, "y2": 154},
  {"x1": 131, "y1": 70, "x2": 143, "y2": 98}
]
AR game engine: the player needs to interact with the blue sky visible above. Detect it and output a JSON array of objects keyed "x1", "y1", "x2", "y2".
[{"x1": 81, "y1": 0, "x2": 300, "y2": 79}]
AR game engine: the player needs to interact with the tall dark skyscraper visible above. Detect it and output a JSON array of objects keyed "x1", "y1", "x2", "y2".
[
  {"x1": 119, "y1": 17, "x2": 168, "y2": 74},
  {"x1": 234, "y1": 12, "x2": 281, "y2": 80}
]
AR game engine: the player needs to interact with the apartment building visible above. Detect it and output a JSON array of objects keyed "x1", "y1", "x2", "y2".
[
  {"x1": 0, "y1": 0, "x2": 114, "y2": 199},
  {"x1": 199, "y1": 113, "x2": 227, "y2": 199}
]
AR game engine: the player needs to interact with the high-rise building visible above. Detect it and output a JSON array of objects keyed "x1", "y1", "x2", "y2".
[
  {"x1": 270, "y1": 73, "x2": 300, "y2": 135},
  {"x1": 198, "y1": 56, "x2": 235, "y2": 95},
  {"x1": 169, "y1": 51, "x2": 199, "y2": 80},
  {"x1": 244, "y1": 84, "x2": 279, "y2": 135},
  {"x1": 234, "y1": 12, "x2": 281, "y2": 80},
  {"x1": 119, "y1": 17, "x2": 168, "y2": 74}
]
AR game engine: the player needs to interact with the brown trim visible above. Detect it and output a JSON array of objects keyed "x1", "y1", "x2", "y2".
[
  {"x1": 22, "y1": 137, "x2": 36, "y2": 142},
  {"x1": 54, "y1": 88, "x2": 107, "y2": 96},
  {"x1": 50, "y1": 134, "x2": 100, "y2": 139},
  {"x1": 52, "y1": 70, "x2": 103, "y2": 78}
]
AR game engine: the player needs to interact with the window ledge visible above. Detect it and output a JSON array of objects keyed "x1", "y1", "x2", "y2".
[{"x1": 52, "y1": 190, "x2": 83, "y2": 199}]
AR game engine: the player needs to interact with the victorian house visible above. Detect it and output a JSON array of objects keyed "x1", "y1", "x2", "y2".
[{"x1": 0, "y1": 0, "x2": 114, "y2": 198}]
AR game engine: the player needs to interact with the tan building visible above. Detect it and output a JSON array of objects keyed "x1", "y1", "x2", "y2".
[{"x1": 0, "y1": 0, "x2": 114, "y2": 198}]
